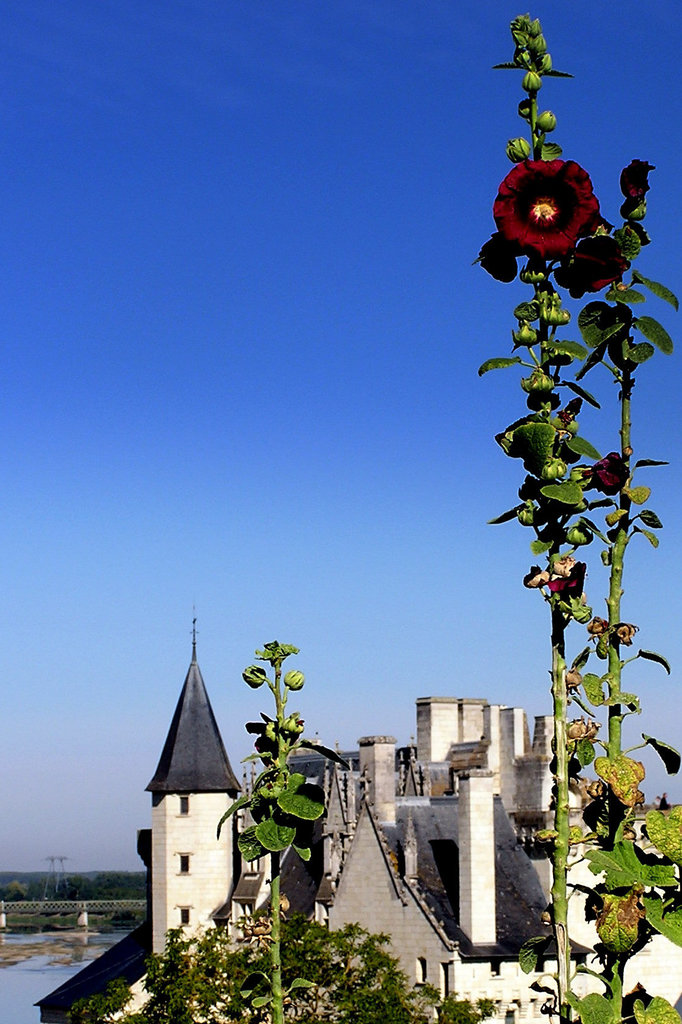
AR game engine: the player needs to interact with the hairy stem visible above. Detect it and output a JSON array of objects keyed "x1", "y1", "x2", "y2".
[
  {"x1": 270, "y1": 850, "x2": 283, "y2": 1024},
  {"x1": 551, "y1": 604, "x2": 571, "y2": 1023}
]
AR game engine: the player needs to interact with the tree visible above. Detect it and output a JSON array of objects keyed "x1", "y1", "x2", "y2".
[{"x1": 69, "y1": 915, "x2": 457, "y2": 1023}]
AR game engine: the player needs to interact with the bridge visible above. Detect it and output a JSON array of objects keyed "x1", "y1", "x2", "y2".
[{"x1": 0, "y1": 899, "x2": 146, "y2": 928}]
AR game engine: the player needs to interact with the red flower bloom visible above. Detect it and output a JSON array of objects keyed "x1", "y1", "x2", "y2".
[
  {"x1": 620, "y1": 160, "x2": 655, "y2": 201},
  {"x1": 493, "y1": 160, "x2": 601, "y2": 260},
  {"x1": 589, "y1": 452, "x2": 628, "y2": 495},
  {"x1": 548, "y1": 560, "x2": 586, "y2": 595},
  {"x1": 554, "y1": 235, "x2": 629, "y2": 298},
  {"x1": 478, "y1": 232, "x2": 521, "y2": 282}
]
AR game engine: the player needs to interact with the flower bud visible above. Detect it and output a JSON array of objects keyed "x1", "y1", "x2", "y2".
[
  {"x1": 518, "y1": 99, "x2": 533, "y2": 122},
  {"x1": 521, "y1": 368, "x2": 554, "y2": 394},
  {"x1": 284, "y1": 669, "x2": 305, "y2": 691},
  {"x1": 536, "y1": 110, "x2": 557, "y2": 133},
  {"x1": 517, "y1": 503, "x2": 535, "y2": 527},
  {"x1": 541, "y1": 458, "x2": 567, "y2": 481},
  {"x1": 527, "y1": 33, "x2": 547, "y2": 55},
  {"x1": 519, "y1": 265, "x2": 546, "y2": 284},
  {"x1": 621, "y1": 199, "x2": 647, "y2": 221},
  {"x1": 506, "y1": 136, "x2": 531, "y2": 163},
  {"x1": 566, "y1": 524, "x2": 593, "y2": 546},
  {"x1": 243, "y1": 665, "x2": 268, "y2": 689},
  {"x1": 522, "y1": 71, "x2": 543, "y2": 93},
  {"x1": 528, "y1": 18, "x2": 543, "y2": 38},
  {"x1": 538, "y1": 53, "x2": 552, "y2": 73},
  {"x1": 513, "y1": 321, "x2": 538, "y2": 346}
]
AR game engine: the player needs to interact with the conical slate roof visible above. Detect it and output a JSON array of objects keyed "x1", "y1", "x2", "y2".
[{"x1": 146, "y1": 645, "x2": 240, "y2": 794}]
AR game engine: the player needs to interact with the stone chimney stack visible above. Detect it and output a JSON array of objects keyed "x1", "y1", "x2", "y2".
[
  {"x1": 458, "y1": 769, "x2": 496, "y2": 945},
  {"x1": 358, "y1": 735, "x2": 396, "y2": 824}
]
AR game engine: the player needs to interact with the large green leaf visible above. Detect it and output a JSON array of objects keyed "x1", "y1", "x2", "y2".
[
  {"x1": 539, "y1": 480, "x2": 584, "y2": 505},
  {"x1": 564, "y1": 435, "x2": 602, "y2": 460},
  {"x1": 627, "y1": 342, "x2": 655, "y2": 364},
  {"x1": 634, "y1": 315, "x2": 674, "y2": 354},
  {"x1": 255, "y1": 818, "x2": 297, "y2": 852},
  {"x1": 639, "y1": 509, "x2": 663, "y2": 529},
  {"x1": 547, "y1": 339, "x2": 586, "y2": 358},
  {"x1": 642, "y1": 896, "x2": 682, "y2": 948},
  {"x1": 277, "y1": 778, "x2": 325, "y2": 820},
  {"x1": 519, "y1": 935, "x2": 550, "y2": 974},
  {"x1": 582, "y1": 673, "x2": 605, "y2": 706},
  {"x1": 607, "y1": 287, "x2": 645, "y2": 305},
  {"x1": 578, "y1": 302, "x2": 620, "y2": 347},
  {"x1": 563, "y1": 380, "x2": 601, "y2": 407},
  {"x1": 585, "y1": 841, "x2": 677, "y2": 889},
  {"x1": 510, "y1": 422, "x2": 556, "y2": 475},
  {"x1": 238, "y1": 825, "x2": 266, "y2": 862},
  {"x1": 566, "y1": 992, "x2": 617, "y2": 1024},
  {"x1": 488, "y1": 506, "x2": 522, "y2": 525},
  {"x1": 634, "y1": 997, "x2": 682, "y2": 1024},
  {"x1": 297, "y1": 739, "x2": 351, "y2": 768},
  {"x1": 478, "y1": 356, "x2": 523, "y2": 376},
  {"x1": 646, "y1": 806, "x2": 682, "y2": 863},
  {"x1": 632, "y1": 271, "x2": 680, "y2": 311}
]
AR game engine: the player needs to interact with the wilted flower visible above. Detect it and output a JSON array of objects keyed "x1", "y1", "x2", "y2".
[
  {"x1": 615, "y1": 622, "x2": 638, "y2": 646},
  {"x1": 620, "y1": 159, "x2": 655, "y2": 201},
  {"x1": 565, "y1": 668, "x2": 583, "y2": 691},
  {"x1": 524, "y1": 565, "x2": 551, "y2": 588},
  {"x1": 548, "y1": 560, "x2": 586, "y2": 594},
  {"x1": 551, "y1": 555, "x2": 576, "y2": 578},
  {"x1": 478, "y1": 231, "x2": 521, "y2": 282},
  {"x1": 587, "y1": 617, "x2": 609, "y2": 636},
  {"x1": 567, "y1": 717, "x2": 600, "y2": 741},
  {"x1": 555, "y1": 235, "x2": 629, "y2": 298},
  {"x1": 589, "y1": 452, "x2": 628, "y2": 495},
  {"x1": 493, "y1": 159, "x2": 601, "y2": 260}
]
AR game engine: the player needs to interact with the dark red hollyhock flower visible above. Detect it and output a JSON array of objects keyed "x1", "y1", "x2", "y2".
[
  {"x1": 554, "y1": 235, "x2": 629, "y2": 298},
  {"x1": 478, "y1": 232, "x2": 521, "y2": 282},
  {"x1": 620, "y1": 160, "x2": 655, "y2": 201},
  {"x1": 548, "y1": 561, "x2": 586, "y2": 594},
  {"x1": 493, "y1": 160, "x2": 601, "y2": 260},
  {"x1": 590, "y1": 452, "x2": 628, "y2": 495}
]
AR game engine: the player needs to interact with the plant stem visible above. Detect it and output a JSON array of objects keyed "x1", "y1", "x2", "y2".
[
  {"x1": 550, "y1": 604, "x2": 571, "y2": 1024},
  {"x1": 270, "y1": 850, "x2": 283, "y2": 1024}
]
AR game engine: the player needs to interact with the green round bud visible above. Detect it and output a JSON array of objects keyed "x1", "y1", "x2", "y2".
[
  {"x1": 521, "y1": 369, "x2": 554, "y2": 394},
  {"x1": 283, "y1": 713, "x2": 305, "y2": 735},
  {"x1": 513, "y1": 322, "x2": 538, "y2": 346},
  {"x1": 506, "y1": 136, "x2": 531, "y2": 163},
  {"x1": 522, "y1": 71, "x2": 543, "y2": 93},
  {"x1": 243, "y1": 665, "x2": 267, "y2": 689},
  {"x1": 528, "y1": 18, "x2": 543, "y2": 38},
  {"x1": 517, "y1": 504, "x2": 535, "y2": 527},
  {"x1": 527, "y1": 33, "x2": 547, "y2": 55},
  {"x1": 538, "y1": 53, "x2": 552, "y2": 73},
  {"x1": 536, "y1": 110, "x2": 557, "y2": 133},
  {"x1": 284, "y1": 669, "x2": 305, "y2": 691},
  {"x1": 517, "y1": 99, "x2": 533, "y2": 123},
  {"x1": 566, "y1": 525, "x2": 593, "y2": 546},
  {"x1": 541, "y1": 459, "x2": 567, "y2": 481}
]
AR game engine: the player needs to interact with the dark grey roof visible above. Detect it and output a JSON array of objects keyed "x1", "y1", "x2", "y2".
[
  {"x1": 36, "y1": 922, "x2": 150, "y2": 1014},
  {"x1": 383, "y1": 796, "x2": 549, "y2": 958},
  {"x1": 147, "y1": 648, "x2": 239, "y2": 794}
]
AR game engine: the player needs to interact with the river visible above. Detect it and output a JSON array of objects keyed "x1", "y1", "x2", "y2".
[{"x1": 0, "y1": 931, "x2": 123, "y2": 1024}]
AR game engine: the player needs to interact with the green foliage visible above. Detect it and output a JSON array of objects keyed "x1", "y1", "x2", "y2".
[
  {"x1": 438, "y1": 996, "x2": 496, "y2": 1024},
  {"x1": 69, "y1": 979, "x2": 133, "y2": 1024}
]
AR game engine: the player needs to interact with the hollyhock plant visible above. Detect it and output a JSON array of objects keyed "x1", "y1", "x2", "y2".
[
  {"x1": 620, "y1": 159, "x2": 655, "y2": 201},
  {"x1": 477, "y1": 231, "x2": 521, "y2": 282},
  {"x1": 589, "y1": 451, "x2": 629, "y2": 495},
  {"x1": 493, "y1": 159, "x2": 601, "y2": 260},
  {"x1": 554, "y1": 235, "x2": 629, "y2": 298}
]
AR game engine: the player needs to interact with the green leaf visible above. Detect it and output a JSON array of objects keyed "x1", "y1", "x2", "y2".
[
  {"x1": 643, "y1": 734, "x2": 681, "y2": 775},
  {"x1": 293, "y1": 843, "x2": 312, "y2": 861},
  {"x1": 576, "y1": 738, "x2": 595, "y2": 766},
  {"x1": 541, "y1": 142, "x2": 563, "y2": 160},
  {"x1": 510, "y1": 421, "x2": 556, "y2": 475},
  {"x1": 539, "y1": 480, "x2": 584, "y2": 505},
  {"x1": 638, "y1": 649, "x2": 671, "y2": 674},
  {"x1": 519, "y1": 935, "x2": 551, "y2": 974},
  {"x1": 638, "y1": 509, "x2": 663, "y2": 528},
  {"x1": 634, "y1": 526, "x2": 660, "y2": 548},
  {"x1": 277, "y1": 779, "x2": 326, "y2": 821},
  {"x1": 566, "y1": 992, "x2": 617, "y2": 1024},
  {"x1": 572, "y1": 645, "x2": 592, "y2": 671},
  {"x1": 646, "y1": 806, "x2": 682, "y2": 863},
  {"x1": 607, "y1": 286, "x2": 646, "y2": 305},
  {"x1": 625, "y1": 485, "x2": 651, "y2": 505},
  {"x1": 634, "y1": 997, "x2": 682, "y2": 1024},
  {"x1": 287, "y1": 978, "x2": 316, "y2": 994},
  {"x1": 492, "y1": 61, "x2": 519, "y2": 69},
  {"x1": 217, "y1": 794, "x2": 252, "y2": 838},
  {"x1": 513, "y1": 300, "x2": 540, "y2": 321},
  {"x1": 595, "y1": 890, "x2": 645, "y2": 952},
  {"x1": 543, "y1": 69, "x2": 573, "y2": 78},
  {"x1": 530, "y1": 538, "x2": 552, "y2": 555},
  {"x1": 255, "y1": 818, "x2": 297, "y2": 852},
  {"x1": 632, "y1": 271, "x2": 680, "y2": 311},
  {"x1": 582, "y1": 673, "x2": 605, "y2": 706},
  {"x1": 627, "y1": 342, "x2": 655, "y2": 364},
  {"x1": 578, "y1": 302, "x2": 617, "y2": 347},
  {"x1": 238, "y1": 826, "x2": 266, "y2": 862},
  {"x1": 575, "y1": 340, "x2": 608, "y2": 381},
  {"x1": 634, "y1": 315, "x2": 674, "y2": 354},
  {"x1": 547, "y1": 339, "x2": 587, "y2": 358},
  {"x1": 563, "y1": 380, "x2": 601, "y2": 407},
  {"x1": 297, "y1": 739, "x2": 350, "y2": 768},
  {"x1": 586, "y1": 841, "x2": 677, "y2": 889},
  {"x1": 564, "y1": 435, "x2": 602, "y2": 460},
  {"x1": 488, "y1": 506, "x2": 522, "y2": 525},
  {"x1": 634, "y1": 459, "x2": 668, "y2": 468},
  {"x1": 642, "y1": 895, "x2": 682, "y2": 948},
  {"x1": 478, "y1": 356, "x2": 523, "y2": 376},
  {"x1": 252, "y1": 995, "x2": 273, "y2": 1008},
  {"x1": 241, "y1": 971, "x2": 269, "y2": 999}
]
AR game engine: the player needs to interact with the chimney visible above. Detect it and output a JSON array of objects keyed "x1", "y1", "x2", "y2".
[
  {"x1": 358, "y1": 735, "x2": 396, "y2": 823},
  {"x1": 458, "y1": 769, "x2": 496, "y2": 945}
]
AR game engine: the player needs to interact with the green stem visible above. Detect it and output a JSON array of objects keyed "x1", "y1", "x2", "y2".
[
  {"x1": 529, "y1": 92, "x2": 541, "y2": 159},
  {"x1": 270, "y1": 850, "x2": 283, "y2": 1024},
  {"x1": 550, "y1": 603, "x2": 571, "y2": 1024}
]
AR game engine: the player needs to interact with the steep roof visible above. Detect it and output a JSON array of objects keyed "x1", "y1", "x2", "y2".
[{"x1": 146, "y1": 646, "x2": 240, "y2": 794}]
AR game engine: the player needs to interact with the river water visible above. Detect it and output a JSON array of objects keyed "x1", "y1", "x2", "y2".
[{"x1": 0, "y1": 932, "x2": 123, "y2": 1024}]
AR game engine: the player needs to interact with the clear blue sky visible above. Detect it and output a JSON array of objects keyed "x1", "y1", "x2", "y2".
[{"x1": 3, "y1": 1, "x2": 681, "y2": 871}]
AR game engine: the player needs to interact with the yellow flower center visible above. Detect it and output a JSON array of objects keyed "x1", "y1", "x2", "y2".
[{"x1": 531, "y1": 196, "x2": 559, "y2": 224}]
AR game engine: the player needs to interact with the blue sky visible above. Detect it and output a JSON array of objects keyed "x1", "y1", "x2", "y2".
[{"x1": 3, "y1": 1, "x2": 681, "y2": 870}]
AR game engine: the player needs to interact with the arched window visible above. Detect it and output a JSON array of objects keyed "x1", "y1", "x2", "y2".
[{"x1": 416, "y1": 957, "x2": 427, "y2": 984}]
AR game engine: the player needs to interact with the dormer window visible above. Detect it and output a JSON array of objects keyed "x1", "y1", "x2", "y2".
[{"x1": 179, "y1": 796, "x2": 190, "y2": 815}]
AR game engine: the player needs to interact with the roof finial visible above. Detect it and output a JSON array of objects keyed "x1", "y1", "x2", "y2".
[{"x1": 191, "y1": 613, "x2": 198, "y2": 661}]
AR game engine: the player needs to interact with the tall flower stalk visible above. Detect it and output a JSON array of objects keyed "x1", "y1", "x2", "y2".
[{"x1": 479, "y1": 15, "x2": 679, "y2": 1024}]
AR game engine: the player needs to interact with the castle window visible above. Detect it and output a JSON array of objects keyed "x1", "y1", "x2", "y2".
[
  {"x1": 179, "y1": 796, "x2": 190, "y2": 815},
  {"x1": 440, "y1": 962, "x2": 450, "y2": 997},
  {"x1": 179, "y1": 854, "x2": 190, "y2": 874},
  {"x1": 180, "y1": 907, "x2": 190, "y2": 925},
  {"x1": 416, "y1": 957, "x2": 427, "y2": 985}
]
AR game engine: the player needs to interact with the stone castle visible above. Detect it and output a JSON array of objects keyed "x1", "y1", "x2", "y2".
[{"x1": 38, "y1": 644, "x2": 682, "y2": 1021}]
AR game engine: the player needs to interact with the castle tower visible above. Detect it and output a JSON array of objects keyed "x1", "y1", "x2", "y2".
[{"x1": 146, "y1": 637, "x2": 240, "y2": 952}]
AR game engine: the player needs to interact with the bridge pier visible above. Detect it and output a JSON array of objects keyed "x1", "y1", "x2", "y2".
[
  {"x1": 0, "y1": 901, "x2": 6, "y2": 929},
  {"x1": 77, "y1": 904, "x2": 88, "y2": 929}
]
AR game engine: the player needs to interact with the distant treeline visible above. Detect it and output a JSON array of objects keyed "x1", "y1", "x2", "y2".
[{"x1": 0, "y1": 871, "x2": 146, "y2": 902}]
